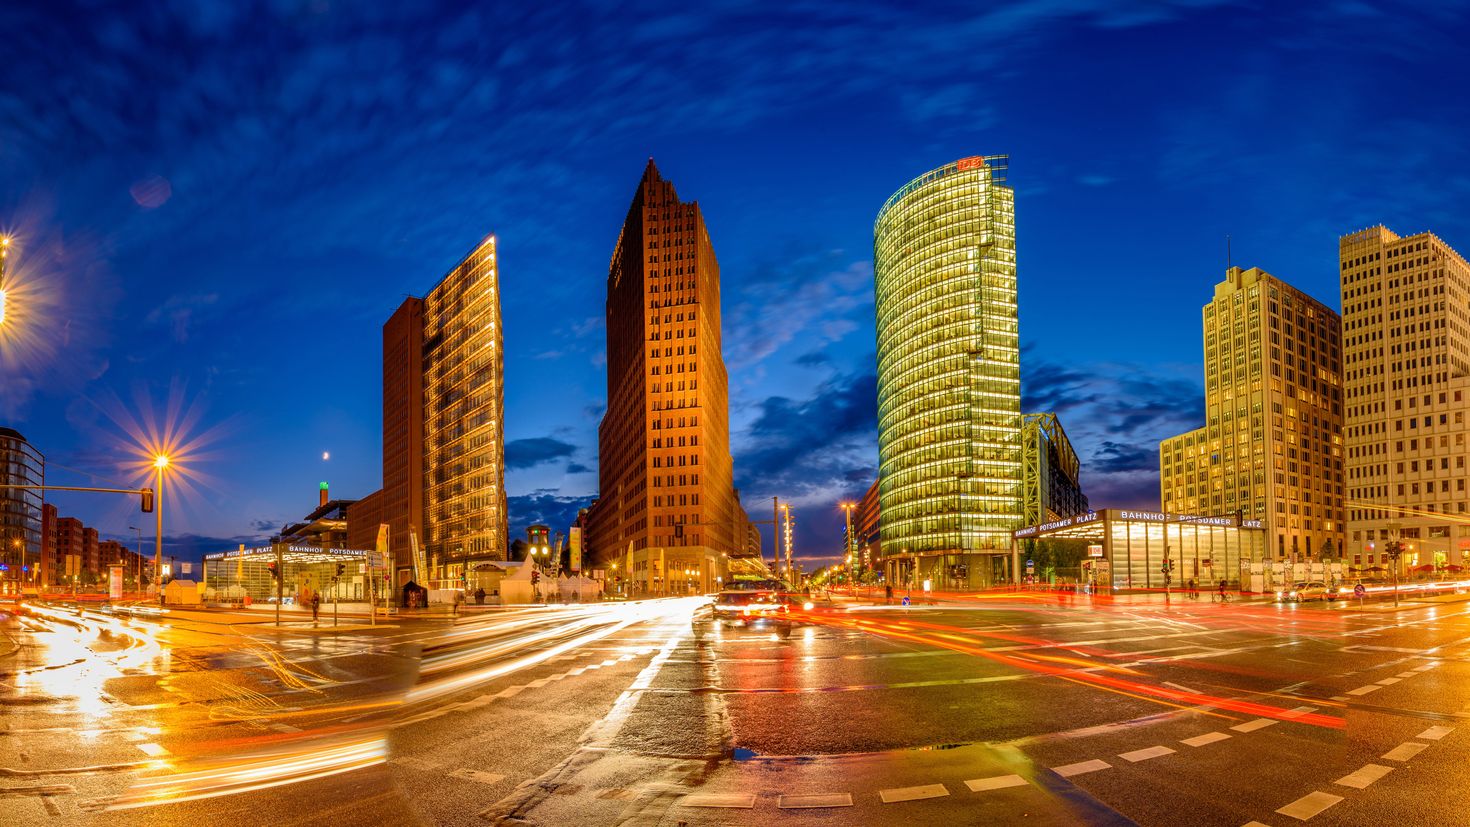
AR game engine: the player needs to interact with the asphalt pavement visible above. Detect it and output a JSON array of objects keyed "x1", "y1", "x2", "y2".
[{"x1": 3, "y1": 591, "x2": 1469, "y2": 826}]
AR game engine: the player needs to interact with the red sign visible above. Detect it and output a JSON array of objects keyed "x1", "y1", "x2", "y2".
[{"x1": 956, "y1": 156, "x2": 986, "y2": 171}]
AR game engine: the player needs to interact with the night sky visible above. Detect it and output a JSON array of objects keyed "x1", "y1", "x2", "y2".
[{"x1": 3, "y1": 1, "x2": 1467, "y2": 570}]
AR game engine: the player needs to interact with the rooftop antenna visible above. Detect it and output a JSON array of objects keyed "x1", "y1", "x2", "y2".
[{"x1": 1226, "y1": 234, "x2": 1233, "y2": 270}]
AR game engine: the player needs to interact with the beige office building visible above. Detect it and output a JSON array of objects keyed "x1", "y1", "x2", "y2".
[
  {"x1": 1160, "y1": 266, "x2": 1344, "y2": 561},
  {"x1": 1340, "y1": 226, "x2": 1470, "y2": 570}
]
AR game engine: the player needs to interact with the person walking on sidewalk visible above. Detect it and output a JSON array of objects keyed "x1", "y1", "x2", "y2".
[{"x1": 310, "y1": 591, "x2": 321, "y2": 625}]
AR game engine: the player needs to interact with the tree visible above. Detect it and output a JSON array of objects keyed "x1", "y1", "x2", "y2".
[
  {"x1": 1319, "y1": 537, "x2": 1337, "y2": 562},
  {"x1": 509, "y1": 538, "x2": 528, "y2": 561}
]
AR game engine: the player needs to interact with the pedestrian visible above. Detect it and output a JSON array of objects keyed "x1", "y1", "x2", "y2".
[
  {"x1": 475, "y1": 587, "x2": 486, "y2": 605},
  {"x1": 310, "y1": 590, "x2": 321, "y2": 624},
  {"x1": 885, "y1": 583, "x2": 893, "y2": 604},
  {"x1": 1217, "y1": 579, "x2": 1228, "y2": 603}
]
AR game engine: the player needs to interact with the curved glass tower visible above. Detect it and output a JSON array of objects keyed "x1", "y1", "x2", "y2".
[{"x1": 874, "y1": 156, "x2": 1021, "y2": 589}]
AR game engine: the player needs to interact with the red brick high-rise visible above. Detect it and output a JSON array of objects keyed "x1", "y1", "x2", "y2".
[{"x1": 586, "y1": 160, "x2": 743, "y2": 593}]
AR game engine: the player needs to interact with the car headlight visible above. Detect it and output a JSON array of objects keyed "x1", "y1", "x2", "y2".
[
  {"x1": 1289, "y1": 591, "x2": 1297, "y2": 598},
  {"x1": 803, "y1": 602, "x2": 814, "y2": 611}
]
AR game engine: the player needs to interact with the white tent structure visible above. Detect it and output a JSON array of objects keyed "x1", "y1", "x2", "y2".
[{"x1": 557, "y1": 574, "x2": 603, "y2": 602}]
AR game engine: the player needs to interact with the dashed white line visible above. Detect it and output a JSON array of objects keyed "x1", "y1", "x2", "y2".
[
  {"x1": 1052, "y1": 759, "x2": 1111, "y2": 777},
  {"x1": 1282, "y1": 706, "x2": 1318, "y2": 719},
  {"x1": 677, "y1": 793, "x2": 756, "y2": 808},
  {"x1": 1346, "y1": 685, "x2": 1381, "y2": 696},
  {"x1": 1414, "y1": 662, "x2": 1439, "y2": 671},
  {"x1": 1231, "y1": 718, "x2": 1279, "y2": 733},
  {"x1": 878, "y1": 783, "x2": 949, "y2": 803},
  {"x1": 135, "y1": 743, "x2": 169, "y2": 757},
  {"x1": 964, "y1": 774, "x2": 1027, "y2": 792},
  {"x1": 1330, "y1": 695, "x2": 1350, "y2": 701},
  {"x1": 1182, "y1": 732, "x2": 1231, "y2": 747},
  {"x1": 1416, "y1": 725, "x2": 1453, "y2": 741},
  {"x1": 1375, "y1": 677, "x2": 1400, "y2": 686},
  {"x1": 1382, "y1": 742, "x2": 1429, "y2": 761},
  {"x1": 778, "y1": 793, "x2": 853, "y2": 809},
  {"x1": 1334, "y1": 763, "x2": 1393, "y2": 789},
  {"x1": 449, "y1": 769, "x2": 505, "y2": 785},
  {"x1": 1119, "y1": 746, "x2": 1175, "y2": 763},
  {"x1": 1275, "y1": 790, "x2": 1343, "y2": 820}
]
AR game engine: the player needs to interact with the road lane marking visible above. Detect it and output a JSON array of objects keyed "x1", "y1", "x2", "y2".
[
  {"x1": 1375, "y1": 677, "x2": 1400, "y2": 685},
  {"x1": 677, "y1": 793, "x2": 755, "y2": 808},
  {"x1": 1382, "y1": 742, "x2": 1429, "y2": 761},
  {"x1": 494, "y1": 686, "x2": 525, "y2": 698},
  {"x1": 1231, "y1": 719, "x2": 1278, "y2": 733},
  {"x1": 778, "y1": 793, "x2": 853, "y2": 808},
  {"x1": 1052, "y1": 759, "x2": 1111, "y2": 777},
  {"x1": 1346, "y1": 685, "x2": 1381, "y2": 696},
  {"x1": 1163, "y1": 681, "x2": 1201, "y2": 694},
  {"x1": 964, "y1": 775, "x2": 1027, "y2": 792},
  {"x1": 268, "y1": 723, "x2": 302, "y2": 733},
  {"x1": 135, "y1": 743, "x2": 169, "y2": 757},
  {"x1": 449, "y1": 769, "x2": 505, "y2": 785},
  {"x1": 1243, "y1": 822, "x2": 1273, "y2": 827},
  {"x1": 1282, "y1": 706, "x2": 1317, "y2": 719},
  {"x1": 1395, "y1": 671, "x2": 1417, "y2": 678},
  {"x1": 1334, "y1": 764, "x2": 1393, "y2": 789},
  {"x1": 1416, "y1": 725, "x2": 1453, "y2": 740},
  {"x1": 1275, "y1": 791, "x2": 1342, "y2": 820},
  {"x1": 1330, "y1": 695, "x2": 1349, "y2": 701},
  {"x1": 1182, "y1": 732, "x2": 1231, "y2": 747},
  {"x1": 1414, "y1": 662, "x2": 1438, "y2": 671},
  {"x1": 879, "y1": 784, "x2": 949, "y2": 803},
  {"x1": 1119, "y1": 746, "x2": 1175, "y2": 763}
]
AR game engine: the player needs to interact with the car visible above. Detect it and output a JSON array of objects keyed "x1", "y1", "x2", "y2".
[
  {"x1": 710, "y1": 590, "x2": 814, "y2": 631},
  {"x1": 1276, "y1": 581, "x2": 1328, "y2": 602}
]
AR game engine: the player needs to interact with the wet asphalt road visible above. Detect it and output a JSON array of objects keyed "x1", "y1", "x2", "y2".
[{"x1": 4, "y1": 591, "x2": 1470, "y2": 826}]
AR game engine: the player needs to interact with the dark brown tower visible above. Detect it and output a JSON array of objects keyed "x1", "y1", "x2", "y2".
[{"x1": 587, "y1": 161, "x2": 738, "y2": 587}]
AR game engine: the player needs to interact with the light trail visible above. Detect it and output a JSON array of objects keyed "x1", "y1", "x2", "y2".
[{"x1": 794, "y1": 608, "x2": 1345, "y2": 729}]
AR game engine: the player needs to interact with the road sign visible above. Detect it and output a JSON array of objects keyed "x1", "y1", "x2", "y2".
[
  {"x1": 1354, "y1": 583, "x2": 1366, "y2": 598},
  {"x1": 901, "y1": 595, "x2": 910, "y2": 607}
]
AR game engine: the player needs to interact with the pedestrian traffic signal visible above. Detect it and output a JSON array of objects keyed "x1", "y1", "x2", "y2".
[
  {"x1": 140, "y1": 487, "x2": 154, "y2": 513},
  {"x1": 335, "y1": 563, "x2": 345, "y2": 578},
  {"x1": 532, "y1": 570, "x2": 540, "y2": 585}
]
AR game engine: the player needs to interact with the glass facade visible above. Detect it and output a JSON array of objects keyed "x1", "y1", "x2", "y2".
[
  {"x1": 0, "y1": 428, "x2": 43, "y2": 587},
  {"x1": 1013, "y1": 510, "x2": 1265, "y2": 592},
  {"x1": 875, "y1": 156, "x2": 1021, "y2": 568},
  {"x1": 423, "y1": 235, "x2": 506, "y2": 571}
]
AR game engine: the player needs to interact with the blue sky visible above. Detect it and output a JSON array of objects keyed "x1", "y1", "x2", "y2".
[{"x1": 2, "y1": 1, "x2": 1468, "y2": 569}]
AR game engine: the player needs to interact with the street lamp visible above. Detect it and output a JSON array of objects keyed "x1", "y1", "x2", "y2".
[{"x1": 153, "y1": 454, "x2": 168, "y2": 598}]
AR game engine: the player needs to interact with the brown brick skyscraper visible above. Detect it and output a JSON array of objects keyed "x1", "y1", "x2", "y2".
[{"x1": 587, "y1": 160, "x2": 740, "y2": 594}]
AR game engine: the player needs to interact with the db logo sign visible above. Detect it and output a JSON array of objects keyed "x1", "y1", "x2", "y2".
[{"x1": 956, "y1": 157, "x2": 986, "y2": 171}]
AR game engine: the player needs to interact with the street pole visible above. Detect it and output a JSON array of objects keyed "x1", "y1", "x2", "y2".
[
  {"x1": 333, "y1": 575, "x2": 339, "y2": 627},
  {"x1": 154, "y1": 459, "x2": 165, "y2": 601},
  {"x1": 275, "y1": 541, "x2": 284, "y2": 626}
]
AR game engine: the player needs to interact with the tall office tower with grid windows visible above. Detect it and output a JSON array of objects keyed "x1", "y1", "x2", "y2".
[
  {"x1": 349, "y1": 234, "x2": 505, "y2": 591},
  {"x1": 874, "y1": 155, "x2": 1021, "y2": 590},
  {"x1": 1159, "y1": 266, "x2": 1344, "y2": 562},
  {"x1": 585, "y1": 160, "x2": 739, "y2": 594},
  {"x1": 1340, "y1": 226, "x2": 1470, "y2": 570}
]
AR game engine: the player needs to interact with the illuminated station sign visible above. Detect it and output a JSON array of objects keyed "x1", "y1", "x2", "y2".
[{"x1": 1013, "y1": 509, "x2": 1263, "y2": 539}]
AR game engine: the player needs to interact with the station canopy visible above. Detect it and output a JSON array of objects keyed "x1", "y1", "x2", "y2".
[{"x1": 203, "y1": 544, "x2": 369, "y2": 564}]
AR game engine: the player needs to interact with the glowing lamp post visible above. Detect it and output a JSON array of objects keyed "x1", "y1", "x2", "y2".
[{"x1": 153, "y1": 454, "x2": 168, "y2": 597}]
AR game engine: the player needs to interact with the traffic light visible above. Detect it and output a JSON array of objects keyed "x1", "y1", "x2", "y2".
[
  {"x1": 335, "y1": 563, "x2": 345, "y2": 578},
  {"x1": 531, "y1": 570, "x2": 540, "y2": 585},
  {"x1": 267, "y1": 561, "x2": 281, "y2": 581},
  {"x1": 140, "y1": 487, "x2": 155, "y2": 513}
]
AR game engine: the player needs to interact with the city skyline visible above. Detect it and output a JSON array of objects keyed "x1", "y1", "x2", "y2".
[{"x1": 4, "y1": 3, "x2": 1469, "y2": 569}]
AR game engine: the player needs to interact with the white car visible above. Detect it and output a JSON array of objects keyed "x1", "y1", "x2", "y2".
[{"x1": 1276, "y1": 581, "x2": 1328, "y2": 602}]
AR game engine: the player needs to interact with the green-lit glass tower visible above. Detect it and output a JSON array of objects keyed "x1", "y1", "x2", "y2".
[{"x1": 874, "y1": 155, "x2": 1021, "y2": 589}]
